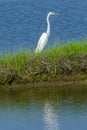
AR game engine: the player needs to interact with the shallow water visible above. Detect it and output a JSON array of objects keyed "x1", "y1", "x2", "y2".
[
  {"x1": 0, "y1": 0, "x2": 87, "y2": 52},
  {"x1": 0, "y1": 83, "x2": 87, "y2": 130}
]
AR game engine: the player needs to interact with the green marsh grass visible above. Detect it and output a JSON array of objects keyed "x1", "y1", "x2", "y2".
[
  {"x1": 0, "y1": 50, "x2": 31, "y2": 74},
  {"x1": 0, "y1": 41, "x2": 87, "y2": 69},
  {"x1": 0, "y1": 40, "x2": 87, "y2": 69},
  {"x1": 44, "y1": 40, "x2": 87, "y2": 55},
  {"x1": 0, "y1": 39, "x2": 87, "y2": 84}
]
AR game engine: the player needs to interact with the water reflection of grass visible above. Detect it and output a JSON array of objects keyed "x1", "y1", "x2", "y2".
[
  {"x1": 0, "y1": 83, "x2": 87, "y2": 108},
  {"x1": 0, "y1": 39, "x2": 87, "y2": 85}
]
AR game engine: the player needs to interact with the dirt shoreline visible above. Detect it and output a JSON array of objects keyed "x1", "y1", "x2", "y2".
[
  {"x1": 1, "y1": 76, "x2": 87, "y2": 91},
  {"x1": 0, "y1": 53, "x2": 87, "y2": 86}
]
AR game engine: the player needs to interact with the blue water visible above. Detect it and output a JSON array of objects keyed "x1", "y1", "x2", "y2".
[
  {"x1": 0, "y1": 0, "x2": 87, "y2": 52},
  {"x1": 0, "y1": 85, "x2": 87, "y2": 130}
]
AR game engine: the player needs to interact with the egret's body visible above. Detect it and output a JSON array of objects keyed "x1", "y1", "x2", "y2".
[
  {"x1": 35, "y1": 12, "x2": 58, "y2": 53},
  {"x1": 35, "y1": 33, "x2": 49, "y2": 53}
]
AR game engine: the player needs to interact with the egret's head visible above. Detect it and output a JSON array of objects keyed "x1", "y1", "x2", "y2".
[{"x1": 48, "y1": 12, "x2": 59, "y2": 16}]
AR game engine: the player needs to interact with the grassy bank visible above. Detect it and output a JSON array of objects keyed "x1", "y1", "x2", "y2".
[{"x1": 0, "y1": 39, "x2": 87, "y2": 85}]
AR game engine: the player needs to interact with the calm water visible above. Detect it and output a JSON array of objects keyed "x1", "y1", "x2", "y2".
[
  {"x1": 0, "y1": 0, "x2": 87, "y2": 52},
  {"x1": 0, "y1": 83, "x2": 87, "y2": 130}
]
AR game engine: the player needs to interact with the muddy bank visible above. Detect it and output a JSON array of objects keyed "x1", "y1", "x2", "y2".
[{"x1": 0, "y1": 53, "x2": 87, "y2": 86}]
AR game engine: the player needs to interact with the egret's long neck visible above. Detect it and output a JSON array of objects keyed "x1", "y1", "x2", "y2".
[{"x1": 46, "y1": 14, "x2": 50, "y2": 35}]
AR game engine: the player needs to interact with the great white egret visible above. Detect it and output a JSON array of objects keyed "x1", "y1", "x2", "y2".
[{"x1": 35, "y1": 12, "x2": 58, "y2": 53}]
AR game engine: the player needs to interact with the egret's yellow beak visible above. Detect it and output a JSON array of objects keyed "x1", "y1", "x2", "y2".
[{"x1": 53, "y1": 12, "x2": 59, "y2": 16}]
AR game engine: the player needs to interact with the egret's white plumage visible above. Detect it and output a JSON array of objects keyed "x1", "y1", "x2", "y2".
[
  {"x1": 35, "y1": 12, "x2": 58, "y2": 53},
  {"x1": 35, "y1": 33, "x2": 49, "y2": 53}
]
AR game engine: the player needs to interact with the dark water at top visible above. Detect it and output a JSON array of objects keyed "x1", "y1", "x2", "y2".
[
  {"x1": 0, "y1": 83, "x2": 87, "y2": 130},
  {"x1": 0, "y1": 0, "x2": 87, "y2": 52}
]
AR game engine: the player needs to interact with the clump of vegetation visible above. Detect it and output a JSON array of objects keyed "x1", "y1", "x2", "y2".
[{"x1": 0, "y1": 39, "x2": 87, "y2": 85}]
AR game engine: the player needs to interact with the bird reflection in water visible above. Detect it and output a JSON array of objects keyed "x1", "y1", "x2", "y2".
[{"x1": 43, "y1": 101, "x2": 60, "y2": 130}]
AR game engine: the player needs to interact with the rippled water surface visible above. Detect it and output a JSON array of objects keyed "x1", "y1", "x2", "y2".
[
  {"x1": 0, "y1": 83, "x2": 87, "y2": 130},
  {"x1": 0, "y1": 0, "x2": 87, "y2": 52}
]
